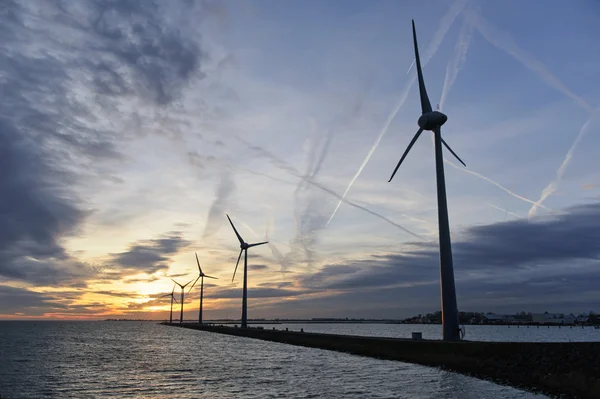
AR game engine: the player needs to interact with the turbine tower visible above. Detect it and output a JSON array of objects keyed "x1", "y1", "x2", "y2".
[
  {"x1": 171, "y1": 278, "x2": 193, "y2": 324},
  {"x1": 388, "y1": 20, "x2": 466, "y2": 341},
  {"x1": 226, "y1": 214, "x2": 268, "y2": 328},
  {"x1": 161, "y1": 284, "x2": 178, "y2": 324},
  {"x1": 189, "y1": 252, "x2": 218, "y2": 324}
]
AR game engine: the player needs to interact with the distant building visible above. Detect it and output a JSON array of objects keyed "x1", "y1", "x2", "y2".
[
  {"x1": 531, "y1": 313, "x2": 576, "y2": 325},
  {"x1": 483, "y1": 313, "x2": 516, "y2": 323}
]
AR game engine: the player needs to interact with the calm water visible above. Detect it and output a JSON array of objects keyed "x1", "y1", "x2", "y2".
[
  {"x1": 254, "y1": 323, "x2": 600, "y2": 342},
  {"x1": 0, "y1": 321, "x2": 554, "y2": 399}
]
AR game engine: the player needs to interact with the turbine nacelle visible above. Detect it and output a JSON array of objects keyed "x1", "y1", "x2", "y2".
[
  {"x1": 418, "y1": 111, "x2": 447, "y2": 131},
  {"x1": 240, "y1": 242, "x2": 249, "y2": 250}
]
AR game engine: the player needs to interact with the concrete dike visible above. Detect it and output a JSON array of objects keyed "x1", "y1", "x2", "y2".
[{"x1": 162, "y1": 322, "x2": 600, "y2": 398}]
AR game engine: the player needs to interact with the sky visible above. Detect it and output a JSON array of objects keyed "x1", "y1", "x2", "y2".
[{"x1": 1, "y1": 0, "x2": 600, "y2": 320}]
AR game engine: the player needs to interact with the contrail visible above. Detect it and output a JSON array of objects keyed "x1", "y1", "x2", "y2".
[
  {"x1": 487, "y1": 203, "x2": 522, "y2": 219},
  {"x1": 407, "y1": 0, "x2": 470, "y2": 75},
  {"x1": 406, "y1": 60, "x2": 415, "y2": 75},
  {"x1": 465, "y1": 8, "x2": 593, "y2": 114},
  {"x1": 203, "y1": 171, "x2": 236, "y2": 238},
  {"x1": 293, "y1": 83, "x2": 373, "y2": 265},
  {"x1": 265, "y1": 222, "x2": 289, "y2": 273},
  {"x1": 528, "y1": 108, "x2": 600, "y2": 217},
  {"x1": 440, "y1": 20, "x2": 473, "y2": 111},
  {"x1": 239, "y1": 142, "x2": 424, "y2": 239},
  {"x1": 326, "y1": 0, "x2": 469, "y2": 227},
  {"x1": 462, "y1": 8, "x2": 596, "y2": 217},
  {"x1": 444, "y1": 159, "x2": 551, "y2": 210}
]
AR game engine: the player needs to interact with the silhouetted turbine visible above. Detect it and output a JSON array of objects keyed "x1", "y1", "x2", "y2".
[
  {"x1": 171, "y1": 278, "x2": 193, "y2": 324},
  {"x1": 161, "y1": 284, "x2": 178, "y2": 324},
  {"x1": 188, "y1": 252, "x2": 218, "y2": 324},
  {"x1": 388, "y1": 20, "x2": 466, "y2": 341},
  {"x1": 227, "y1": 214, "x2": 268, "y2": 328}
]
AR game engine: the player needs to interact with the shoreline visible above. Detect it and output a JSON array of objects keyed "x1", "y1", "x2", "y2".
[{"x1": 163, "y1": 322, "x2": 600, "y2": 399}]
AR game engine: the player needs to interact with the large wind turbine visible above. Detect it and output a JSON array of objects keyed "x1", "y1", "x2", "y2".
[
  {"x1": 171, "y1": 278, "x2": 193, "y2": 324},
  {"x1": 388, "y1": 20, "x2": 466, "y2": 341},
  {"x1": 161, "y1": 284, "x2": 178, "y2": 324},
  {"x1": 189, "y1": 252, "x2": 218, "y2": 324},
  {"x1": 226, "y1": 214, "x2": 268, "y2": 328}
]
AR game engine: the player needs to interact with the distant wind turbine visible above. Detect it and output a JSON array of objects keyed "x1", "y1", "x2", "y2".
[
  {"x1": 226, "y1": 214, "x2": 268, "y2": 328},
  {"x1": 388, "y1": 20, "x2": 466, "y2": 342},
  {"x1": 171, "y1": 278, "x2": 193, "y2": 324},
  {"x1": 189, "y1": 252, "x2": 218, "y2": 324},
  {"x1": 161, "y1": 284, "x2": 178, "y2": 324}
]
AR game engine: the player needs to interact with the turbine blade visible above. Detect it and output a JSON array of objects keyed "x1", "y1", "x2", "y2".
[
  {"x1": 413, "y1": 20, "x2": 432, "y2": 114},
  {"x1": 160, "y1": 293, "x2": 171, "y2": 298},
  {"x1": 182, "y1": 278, "x2": 194, "y2": 288},
  {"x1": 226, "y1": 214, "x2": 245, "y2": 245},
  {"x1": 232, "y1": 249, "x2": 243, "y2": 282},
  {"x1": 388, "y1": 128, "x2": 424, "y2": 182},
  {"x1": 195, "y1": 252, "x2": 204, "y2": 275},
  {"x1": 173, "y1": 296, "x2": 178, "y2": 304},
  {"x1": 440, "y1": 135, "x2": 466, "y2": 167},
  {"x1": 189, "y1": 276, "x2": 201, "y2": 292},
  {"x1": 248, "y1": 241, "x2": 268, "y2": 248},
  {"x1": 204, "y1": 275, "x2": 218, "y2": 279},
  {"x1": 171, "y1": 278, "x2": 183, "y2": 288}
]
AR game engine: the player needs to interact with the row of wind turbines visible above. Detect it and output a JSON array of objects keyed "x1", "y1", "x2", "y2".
[
  {"x1": 162, "y1": 215, "x2": 266, "y2": 328},
  {"x1": 164, "y1": 19, "x2": 467, "y2": 341}
]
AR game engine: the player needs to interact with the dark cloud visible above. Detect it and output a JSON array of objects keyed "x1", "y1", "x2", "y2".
[
  {"x1": 297, "y1": 201, "x2": 600, "y2": 314},
  {"x1": 0, "y1": 286, "x2": 60, "y2": 315},
  {"x1": 0, "y1": 285, "x2": 98, "y2": 316},
  {"x1": 91, "y1": 290, "x2": 144, "y2": 299},
  {"x1": 0, "y1": 0, "x2": 224, "y2": 289},
  {"x1": 0, "y1": 89, "x2": 87, "y2": 286},
  {"x1": 109, "y1": 232, "x2": 191, "y2": 274},
  {"x1": 249, "y1": 264, "x2": 269, "y2": 271},
  {"x1": 207, "y1": 287, "x2": 313, "y2": 300}
]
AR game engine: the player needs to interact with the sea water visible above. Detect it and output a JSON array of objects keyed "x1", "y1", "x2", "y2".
[{"x1": 0, "y1": 321, "x2": 557, "y2": 398}]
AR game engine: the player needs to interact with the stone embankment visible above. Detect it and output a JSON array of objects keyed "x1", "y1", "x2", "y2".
[{"x1": 163, "y1": 322, "x2": 600, "y2": 399}]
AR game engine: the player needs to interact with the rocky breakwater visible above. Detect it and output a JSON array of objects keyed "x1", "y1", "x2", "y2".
[{"x1": 163, "y1": 323, "x2": 600, "y2": 398}]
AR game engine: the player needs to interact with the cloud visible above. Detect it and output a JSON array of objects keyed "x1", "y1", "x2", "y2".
[
  {"x1": 0, "y1": 285, "x2": 62, "y2": 315},
  {"x1": 0, "y1": 0, "x2": 225, "y2": 288},
  {"x1": 91, "y1": 290, "x2": 143, "y2": 299},
  {"x1": 299, "y1": 201, "x2": 600, "y2": 310},
  {"x1": 207, "y1": 287, "x2": 312, "y2": 299},
  {"x1": 109, "y1": 232, "x2": 191, "y2": 274},
  {"x1": 249, "y1": 264, "x2": 269, "y2": 271},
  {"x1": 0, "y1": 122, "x2": 88, "y2": 286},
  {"x1": 203, "y1": 171, "x2": 236, "y2": 238},
  {"x1": 0, "y1": 285, "x2": 105, "y2": 316}
]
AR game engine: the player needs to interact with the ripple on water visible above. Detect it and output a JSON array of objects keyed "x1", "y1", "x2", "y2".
[{"x1": 0, "y1": 321, "x2": 550, "y2": 398}]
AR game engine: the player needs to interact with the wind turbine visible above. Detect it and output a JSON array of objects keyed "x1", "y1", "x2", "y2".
[
  {"x1": 161, "y1": 284, "x2": 178, "y2": 324},
  {"x1": 226, "y1": 214, "x2": 268, "y2": 328},
  {"x1": 388, "y1": 20, "x2": 466, "y2": 341},
  {"x1": 189, "y1": 252, "x2": 218, "y2": 324},
  {"x1": 171, "y1": 278, "x2": 193, "y2": 324}
]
